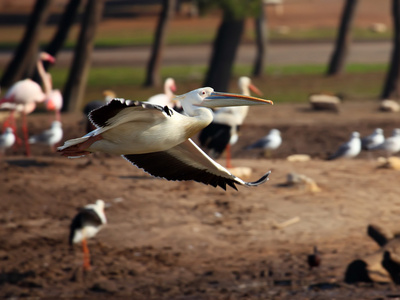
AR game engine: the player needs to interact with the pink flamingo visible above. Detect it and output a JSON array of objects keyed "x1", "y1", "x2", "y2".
[
  {"x1": 0, "y1": 52, "x2": 55, "y2": 156},
  {"x1": 44, "y1": 73, "x2": 63, "y2": 122}
]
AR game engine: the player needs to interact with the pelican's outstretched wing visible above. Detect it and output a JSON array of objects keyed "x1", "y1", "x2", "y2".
[{"x1": 123, "y1": 138, "x2": 270, "y2": 191}]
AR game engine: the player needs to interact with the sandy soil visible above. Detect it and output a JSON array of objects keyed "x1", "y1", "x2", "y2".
[{"x1": 1, "y1": 101, "x2": 400, "y2": 299}]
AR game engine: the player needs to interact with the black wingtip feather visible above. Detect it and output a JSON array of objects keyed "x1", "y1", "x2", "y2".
[{"x1": 245, "y1": 171, "x2": 271, "y2": 187}]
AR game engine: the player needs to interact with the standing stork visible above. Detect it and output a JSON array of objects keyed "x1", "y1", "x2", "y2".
[
  {"x1": 69, "y1": 199, "x2": 107, "y2": 271},
  {"x1": 198, "y1": 77, "x2": 263, "y2": 168},
  {"x1": 58, "y1": 87, "x2": 273, "y2": 190},
  {"x1": 0, "y1": 52, "x2": 55, "y2": 156}
]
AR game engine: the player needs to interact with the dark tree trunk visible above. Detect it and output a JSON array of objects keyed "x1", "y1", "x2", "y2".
[
  {"x1": 327, "y1": 0, "x2": 358, "y2": 76},
  {"x1": 0, "y1": 0, "x2": 52, "y2": 88},
  {"x1": 203, "y1": 14, "x2": 245, "y2": 91},
  {"x1": 252, "y1": 5, "x2": 268, "y2": 77},
  {"x1": 44, "y1": 0, "x2": 82, "y2": 70},
  {"x1": 63, "y1": 0, "x2": 104, "y2": 112},
  {"x1": 381, "y1": 0, "x2": 400, "y2": 99},
  {"x1": 32, "y1": 0, "x2": 82, "y2": 84},
  {"x1": 144, "y1": 0, "x2": 176, "y2": 87}
]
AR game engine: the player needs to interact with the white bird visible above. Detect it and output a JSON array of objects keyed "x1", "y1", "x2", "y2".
[
  {"x1": 370, "y1": 128, "x2": 400, "y2": 155},
  {"x1": 327, "y1": 131, "x2": 361, "y2": 160},
  {"x1": 361, "y1": 128, "x2": 385, "y2": 150},
  {"x1": 198, "y1": 76, "x2": 263, "y2": 167},
  {"x1": 83, "y1": 90, "x2": 116, "y2": 133},
  {"x1": 58, "y1": 87, "x2": 273, "y2": 190},
  {"x1": 69, "y1": 199, "x2": 107, "y2": 271},
  {"x1": 245, "y1": 129, "x2": 282, "y2": 157},
  {"x1": 146, "y1": 77, "x2": 180, "y2": 110},
  {"x1": 28, "y1": 120, "x2": 63, "y2": 151},
  {"x1": 0, "y1": 127, "x2": 16, "y2": 154}
]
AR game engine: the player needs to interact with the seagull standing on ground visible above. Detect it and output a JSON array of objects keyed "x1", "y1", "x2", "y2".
[
  {"x1": 327, "y1": 131, "x2": 361, "y2": 160},
  {"x1": 361, "y1": 128, "x2": 385, "y2": 150},
  {"x1": 0, "y1": 127, "x2": 16, "y2": 155},
  {"x1": 69, "y1": 199, "x2": 107, "y2": 271},
  {"x1": 58, "y1": 87, "x2": 273, "y2": 190},
  {"x1": 245, "y1": 129, "x2": 282, "y2": 157},
  {"x1": 370, "y1": 128, "x2": 400, "y2": 156},
  {"x1": 28, "y1": 120, "x2": 63, "y2": 152}
]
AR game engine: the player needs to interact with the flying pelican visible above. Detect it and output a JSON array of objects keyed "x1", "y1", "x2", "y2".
[
  {"x1": 327, "y1": 131, "x2": 361, "y2": 160},
  {"x1": 245, "y1": 129, "x2": 282, "y2": 157},
  {"x1": 58, "y1": 87, "x2": 273, "y2": 190},
  {"x1": 0, "y1": 52, "x2": 55, "y2": 156},
  {"x1": 69, "y1": 199, "x2": 107, "y2": 271},
  {"x1": 199, "y1": 77, "x2": 263, "y2": 168}
]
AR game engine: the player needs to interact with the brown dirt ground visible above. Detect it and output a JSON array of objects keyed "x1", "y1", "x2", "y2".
[
  {"x1": 1, "y1": 0, "x2": 400, "y2": 299},
  {"x1": 1, "y1": 101, "x2": 400, "y2": 299}
]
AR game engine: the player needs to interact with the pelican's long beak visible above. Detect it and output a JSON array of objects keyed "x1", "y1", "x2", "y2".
[{"x1": 199, "y1": 92, "x2": 273, "y2": 108}]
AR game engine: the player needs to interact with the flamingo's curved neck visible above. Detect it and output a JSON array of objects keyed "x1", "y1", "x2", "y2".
[{"x1": 37, "y1": 59, "x2": 51, "y2": 95}]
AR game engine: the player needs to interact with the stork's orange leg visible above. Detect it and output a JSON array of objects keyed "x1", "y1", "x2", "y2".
[{"x1": 82, "y1": 238, "x2": 91, "y2": 271}]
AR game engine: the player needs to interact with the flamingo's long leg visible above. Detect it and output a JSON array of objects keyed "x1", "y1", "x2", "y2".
[{"x1": 21, "y1": 112, "x2": 31, "y2": 156}]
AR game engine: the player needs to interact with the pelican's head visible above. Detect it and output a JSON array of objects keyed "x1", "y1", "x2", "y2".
[{"x1": 175, "y1": 87, "x2": 273, "y2": 115}]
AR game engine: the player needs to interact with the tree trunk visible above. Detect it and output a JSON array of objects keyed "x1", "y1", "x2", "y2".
[
  {"x1": 144, "y1": 0, "x2": 176, "y2": 87},
  {"x1": 32, "y1": 0, "x2": 82, "y2": 84},
  {"x1": 381, "y1": 0, "x2": 400, "y2": 99},
  {"x1": 44, "y1": 0, "x2": 82, "y2": 70},
  {"x1": 63, "y1": 0, "x2": 104, "y2": 112},
  {"x1": 327, "y1": 0, "x2": 358, "y2": 76},
  {"x1": 0, "y1": 0, "x2": 52, "y2": 88},
  {"x1": 252, "y1": 5, "x2": 268, "y2": 77},
  {"x1": 203, "y1": 14, "x2": 245, "y2": 91}
]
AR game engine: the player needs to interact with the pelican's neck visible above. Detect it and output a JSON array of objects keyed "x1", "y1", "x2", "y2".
[
  {"x1": 37, "y1": 58, "x2": 51, "y2": 95},
  {"x1": 182, "y1": 103, "x2": 213, "y2": 124}
]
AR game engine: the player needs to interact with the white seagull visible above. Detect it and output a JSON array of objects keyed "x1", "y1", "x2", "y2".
[
  {"x1": 370, "y1": 128, "x2": 400, "y2": 155},
  {"x1": 29, "y1": 120, "x2": 63, "y2": 151},
  {"x1": 58, "y1": 87, "x2": 273, "y2": 190},
  {"x1": 245, "y1": 129, "x2": 282, "y2": 157},
  {"x1": 69, "y1": 199, "x2": 107, "y2": 271},
  {"x1": 327, "y1": 131, "x2": 361, "y2": 160},
  {"x1": 361, "y1": 128, "x2": 385, "y2": 150},
  {"x1": 198, "y1": 77, "x2": 263, "y2": 167},
  {"x1": 0, "y1": 127, "x2": 16, "y2": 154}
]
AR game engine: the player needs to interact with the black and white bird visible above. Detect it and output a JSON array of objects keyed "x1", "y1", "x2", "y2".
[
  {"x1": 58, "y1": 87, "x2": 273, "y2": 190},
  {"x1": 198, "y1": 77, "x2": 263, "y2": 167},
  {"x1": 327, "y1": 131, "x2": 361, "y2": 160},
  {"x1": 29, "y1": 120, "x2": 63, "y2": 151},
  {"x1": 245, "y1": 129, "x2": 282, "y2": 157},
  {"x1": 0, "y1": 127, "x2": 16, "y2": 154},
  {"x1": 370, "y1": 128, "x2": 400, "y2": 156},
  {"x1": 361, "y1": 128, "x2": 384, "y2": 150},
  {"x1": 83, "y1": 90, "x2": 116, "y2": 133},
  {"x1": 69, "y1": 199, "x2": 107, "y2": 271}
]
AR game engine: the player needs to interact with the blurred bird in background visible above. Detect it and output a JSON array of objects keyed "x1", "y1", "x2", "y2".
[
  {"x1": 245, "y1": 128, "x2": 282, "y2": 158},
  {"x1": 0, "y1": 127, "x2": 15, "y2": 155},
  {"x1": 361, "y1": 128, "x2": 384, "y2": 150},
  {"x1": 370, "y1": 128, "x2": 400, "y2": 156},
  {"x1": 69, "y1": 199, "x2": 107, "y2": 271},
  {"x1": 327, "y1": 131, "x2": 361, "y2": 160},
  {"x1": 29, "y1": 120, "x2": 63, "y2": 152}
]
